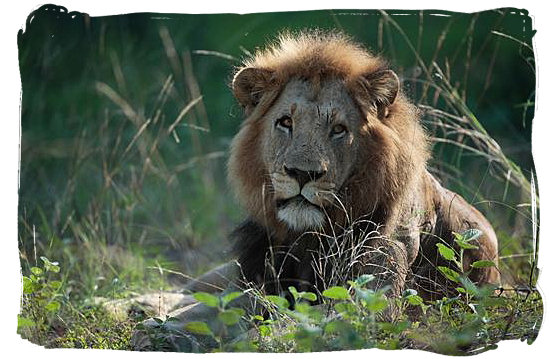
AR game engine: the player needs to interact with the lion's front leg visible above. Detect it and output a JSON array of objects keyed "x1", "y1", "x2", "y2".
[{"x1": 356, "y1": 237, "x2": 409, "y2": 297}]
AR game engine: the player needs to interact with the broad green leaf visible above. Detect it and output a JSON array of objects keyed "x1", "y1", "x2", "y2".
[
  {"x1": 471, "y1": 260, "x2": 496, "y2": 268},
  {"x1": 364, "y1": 295, "x2": 388, "y2": 313},
  {"x1": 406, "y1": 295, "x2": 423, "y2": 306},
  {"x1": 265, "y1": 295, "x2": 289, "y2": 308},
  {"x1": 437, "y1": 266, "x2": 461, "y2": 283},
  {"x1": 258, "y1": 325, "x2": 272, "y2": 337},
  {"x1": 334, "y1": 302, "x2": 356, "y2": 315},
  {"x1": 455, "y1": 238, "x2": 479, "y2": 250},
  {"x1": 436, "y1": 243, "x2": 457, "y2": 261},
  {"x1": 193, "y1": 292, "x2": 219, "y2": 307},
  {"x1": 184, "y1": 321, "x2": 213, "y2": 336},
  {"x1": 288, "y1": 286, "x2": 299, "y2": 299},
  {"x1": 50, "y1": 281, "x2": 62, "y2": 290},
  {"x1": 288, "y1": 286, "x2": 317, "y2": 302},
  {"x1": 30, "y1": 267, "x2": 43, "y2": 276},
  {"x1": 41, "y1": 257, "x2": 60, "y2": 273},
  {"x1": 45, "y1": 301, "x2": 61, "y2": 312},
  {"x1": 300, "y1": 292, "x2": 317, "y2": 302},
  {"x1": 294, "y1": 302, "x2": 311, "y2": 314},
  {"x1": 452, "y1": 231, "x2": 464, "y2": 241},
  {"x1": 218, "y1": 308, "x2": 244, "y2": 326},
  {"x1": 322, "y1": 286, "x2": 350, "y2": 300},
  {"x1": 22, "y1": 277, "x2": 35, "y2": 294},
  {"x1": 221, "y1": 291, "x2": 243, "y2": 306}
]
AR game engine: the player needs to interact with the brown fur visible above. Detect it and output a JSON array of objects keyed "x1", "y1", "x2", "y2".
[{"x1": 228, "y1": 30, "x2": 499, "y2": 299}]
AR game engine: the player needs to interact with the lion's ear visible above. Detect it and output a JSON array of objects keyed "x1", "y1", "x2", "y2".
[
  {"x1": 356, "y1": 69, "x2": 400, "y2": 117},
  {"x1": 232, "y1": 67, "x2": 274, "y2": 108}
]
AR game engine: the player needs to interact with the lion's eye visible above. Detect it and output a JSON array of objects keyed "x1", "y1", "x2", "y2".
[
  {"x1": 331, "y1": 124, "x2": 347, "y2": 138},
  {"x1": 276, "y1": 115, "x2": 293, "y2": 133}
]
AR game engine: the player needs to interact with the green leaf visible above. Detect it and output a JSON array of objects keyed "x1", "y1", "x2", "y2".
[
  {"x1": 452, "y1": 231, "x2": 464, "y2": 241},
  {"x1": 45, "y1": 301, "x2": 61, "y2": 312},
  {"x1": 288, "y1": 286, "x2": 317, "y2": 302},
  {"x1": 301, "y1": 292, "x2": 317, "y2": 302},
  {"x1": 455, "y1": 239, "x2": 479, "y2": 250},
  {"x1": 193, "y1": 292, "x2": 219, "y2": 307},
  {"x1": 322, "y1": 286, "x2": 350, "y2": 300},
  {"x1": 294, "y1": 302, "x2": 311, "y2": 314},
  {"x1": 406, "y1": 295, "x2": 423, "y2": 306},
  {"x1": 471, "y1": 260, "x2": 496, "y2": 268},
  {"x1": 184, "y1": 321, "x2": 213, "y2": 336},
  {"x1": 22, "y1": 277, "x2": 36, "y2": 294},
  {"x1": 436, "y1": 243, "x2": 457, "y2": 261},
  {"x1": 50, "y1": 281, "x2": 62, "y2": 290},
  {"x1": 41, "y1": 257, "x2": 60, "y2": 273},
  {"x1": 364, "y1": 295, "x2": 388, "y2": 313},
  {"x1": 218, "y1": 308, "x2": 245, "y2": 326},
  {"x1": 258, "y1": 325, "x2": 272, "y2": 337},
  {"x1": 221, "y1": 291, "x2": 243, "y2": 306},
  {"x1": 334, "y1": 302, "x2": 356, "y2": 315},
  {"x1": 437, "y1": 266, "x2": 461, "y2": 283},
  {"x1": 265, "y1": 295, "x2": 290, "y2": 308},
  {"x1": 30, "y1": 267, "x2": 43, "y2": 276}
]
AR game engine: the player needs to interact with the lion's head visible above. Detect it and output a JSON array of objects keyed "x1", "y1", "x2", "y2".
[{"x1": 228, "y1": 31, "x2": 429, "y2": 238}]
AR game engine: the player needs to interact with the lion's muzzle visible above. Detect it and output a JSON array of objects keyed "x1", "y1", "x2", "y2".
[{"x1": 270, "y1": 171, "x2": 336, "y2": 230}]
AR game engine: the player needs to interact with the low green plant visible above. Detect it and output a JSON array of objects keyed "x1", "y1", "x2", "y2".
[{"x1": 18, "y1": 257, "x2": 63, "y2": 345}]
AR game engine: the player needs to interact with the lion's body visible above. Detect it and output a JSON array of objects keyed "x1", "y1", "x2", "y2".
[{"x1": 228, "y1": 30, "x2": 499, "y2": 299}]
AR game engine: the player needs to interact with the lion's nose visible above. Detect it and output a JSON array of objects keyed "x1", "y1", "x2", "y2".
[{"x1": 284, "y1": 165, "x2": 327, "y2": 188}]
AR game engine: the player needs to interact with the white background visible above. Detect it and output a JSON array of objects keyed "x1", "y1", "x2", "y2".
[{"x1": 2, "y1": 1, "x2": 548, "y2": 358}]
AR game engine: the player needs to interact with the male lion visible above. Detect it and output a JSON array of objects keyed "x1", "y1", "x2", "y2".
[{"x1": 132, "y1": 30, "x2": 499, "y2": 350}]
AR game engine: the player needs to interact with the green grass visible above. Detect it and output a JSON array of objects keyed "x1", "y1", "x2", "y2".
[{"x1": 17, "y1": 7, "x2": 540, "y2": 353}]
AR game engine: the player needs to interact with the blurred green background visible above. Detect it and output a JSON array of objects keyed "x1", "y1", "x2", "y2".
[{"x1": 17, "y1": 5, "x2": 536, "y2": 299}]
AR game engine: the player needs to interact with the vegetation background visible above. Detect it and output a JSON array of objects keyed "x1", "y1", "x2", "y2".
[{"x1": 15, "y1": 3, "x2": 541, "y2": 353}]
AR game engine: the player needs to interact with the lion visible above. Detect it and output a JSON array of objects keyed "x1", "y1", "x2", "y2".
[
  {"x1": 131, "y1": 30, "x2": 500, "y2": 350},
  {"x1": 227, "y1": 30, "x2": 499, "y2": 299}
]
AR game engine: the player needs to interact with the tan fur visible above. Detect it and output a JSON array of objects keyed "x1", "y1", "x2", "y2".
[
  {"x1": 228, "y1": 30, "x2": 499, "y2": 298},
  {"x1": 229, "y1": 31, "x2": 428, "y2": 239}
]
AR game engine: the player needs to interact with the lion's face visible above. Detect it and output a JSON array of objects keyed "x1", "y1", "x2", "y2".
[
  {"x1": 229, "y1": 34, "x2": 408, "y2": 235},
  {"x1": 260, "y1": 78, "x2": 364, "y2": 230}
]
